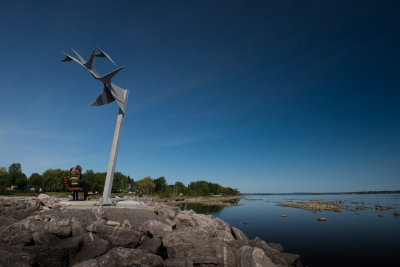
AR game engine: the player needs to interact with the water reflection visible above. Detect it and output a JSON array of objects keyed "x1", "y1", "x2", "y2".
[{"x1": 180, "y1": 203, "x2": 226, "y2": 214}]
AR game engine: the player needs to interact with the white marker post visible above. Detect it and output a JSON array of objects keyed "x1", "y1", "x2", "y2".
[{"x1": 100, "y1": 90, "x2": 129, "y2": 205}]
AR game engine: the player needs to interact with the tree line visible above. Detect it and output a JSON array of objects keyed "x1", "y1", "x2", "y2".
[{"x1": 0, "y1": 163, "x2": 240, "y2": 196}]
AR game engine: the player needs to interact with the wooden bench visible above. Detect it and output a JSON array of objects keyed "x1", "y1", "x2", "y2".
[{"x1": 63, "y1": 177, "x2": 82, "y2": 191}]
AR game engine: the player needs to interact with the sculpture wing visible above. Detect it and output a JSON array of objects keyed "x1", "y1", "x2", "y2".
[
  {"x1": 71, "y1": 48, "x2": 86, "y2": 64},
  {"x1": 96, "y1": 48, "x2": 117, "y2": 65},
  {"x1": 91, "y1": 85, "x2": 115, "y2": 106},
  {"x1": 61, "y1": 52, "x2": 85, "y2": 68},
  {"x1": 84, "y1": 51, "x2": 96, "y2": 71}
]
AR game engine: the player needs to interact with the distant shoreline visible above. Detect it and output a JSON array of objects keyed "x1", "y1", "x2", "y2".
[{"x1": 243, "y1": 190, "x2": 400, "y2": 195}]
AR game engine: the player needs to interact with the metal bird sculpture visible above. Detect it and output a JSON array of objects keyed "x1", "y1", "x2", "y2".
[
  {"x1": 61, "y1": 48, "x2": 128, "y2": 114},
  {"x1": 62, "y1": 48, "x2": 129, "y2": 205}
]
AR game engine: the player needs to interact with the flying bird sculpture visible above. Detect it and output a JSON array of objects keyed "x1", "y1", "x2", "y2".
[
  {"x1": 61, "y1": 48, "x2": 128, "y2": 114},
  {"x1": 62, "y1": 48, "x2": 129, "y2": 205}
]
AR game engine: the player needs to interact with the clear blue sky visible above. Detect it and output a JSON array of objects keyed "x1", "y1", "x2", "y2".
[{"x1": 0, "y1": 0, "x2": 399, "y2": 193}]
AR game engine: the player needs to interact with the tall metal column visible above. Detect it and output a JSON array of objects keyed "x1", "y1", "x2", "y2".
[{"x1": 101, "y1": 90, "x2": 129, "y2": 205}]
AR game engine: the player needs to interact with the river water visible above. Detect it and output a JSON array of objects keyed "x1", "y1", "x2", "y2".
[{"x1": 182, "y1": 194, "x2": 400, "y2": 267}]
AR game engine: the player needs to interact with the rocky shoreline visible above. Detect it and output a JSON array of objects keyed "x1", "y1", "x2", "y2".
[{"x1": 0, "y1": 195, "x2": 303, "y2": 267}]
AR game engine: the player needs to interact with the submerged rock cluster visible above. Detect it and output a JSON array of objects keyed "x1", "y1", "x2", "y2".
[
  {"x1": 0, "y1": 195, "x2": 302, "y2": 267},
  {"x1": 277, "y1": 199, "x2": 349, "y2": 212}
]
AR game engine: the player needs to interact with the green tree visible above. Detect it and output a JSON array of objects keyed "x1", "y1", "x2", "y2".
[
  {"x1": 14, "y1": 172, "x2": 28, "y2": 187},
  {"x1": 42, "y1": 169, "x2": 69, "y2": 192},
  {"x1": 29, "y1": 173, "x2": 43, "y2": 192},
  {"x1": 175, "y1": 181, "x2": 187, "y2": 195},
  {"x1": 112, "y1": 172, "x2": 131, "y2": 192},
  {"x1": 136, "y1": 176, "x2": 155, "y2": 194},
  {"x1": 154, "y1": 176, "x2": 167, "y2": 193},
  {"x1": 0, "y1": 167, "x2": 10, "y2": 187},
  {"x1": 8, "y1": 163, "x2": 22, "y2": 173},
  {"x1": 8, "y1": 162, "x2": 24, "y2": 186},
  {"x1": 82, "y1": 170, "x2": 106, "y2": 193}
]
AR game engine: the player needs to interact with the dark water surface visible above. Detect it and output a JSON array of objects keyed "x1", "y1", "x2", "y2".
[{"x1": 183, "y1": 194, "x2": 400, "y2": 267}]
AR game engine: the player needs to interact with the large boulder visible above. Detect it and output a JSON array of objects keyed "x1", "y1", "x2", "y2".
[
  {"x1": 0, "y1": 219, "x2": 33, "y2": 246},
  {"x1": 163, "y1": 227, "x2": 236, "y2": 266},
  {"x1": 249, "y1": 237, "x2": 287, "y2": 266},
  {"x1": 280, "y1": 252, "x2": 302, "y2": 267},
  {"x1": 163, "y1": 227, "x2": 210, "y2": 248},
  {"x1": 231, "y1": 226, "x2": 249, "y2": 242},
  {"x1": 86, "y1": 219, "x2": 143, "y2": 247},
  {"x1": 158, "y1": 206, "x2": 180, "y2": 221},
  {"x1": 137, "y1": 236, "x2": 163, "y2": 254},
  {"x1": 173, "y1": 211, "x2": 198, "y2": 228},
  {"x1": 236, "y1": 246, "x2": 276, "y2": 267},
  {"x1": 70, "y1": 232, "x2": 110, "y2": 265},
  {"x1": 0, "y1": 215, "x2": 73, "y2": 246},
  {"x1": 0, "y1": 245, "x2": 37, "y2": 267},
  {"x1": 186, "y1": 241, "x2": 236, "y2": 266},
  {"x1": 139, "y1": 219, "x2": 173, "y2": 238},
  {"x1": 103, "y1": 207, "x2": 165, "y2": 231},
  {"x1": 163, "y1": 257, "x2": 193, "y2": 267},
  {"x1": 36, "y1": 236, "x2": 82, "y2": 266},
  {"x1": 0, "y1": 197, "x2": 40, "y2": 226},
  {"x1": 73, "y1": 247, "x2": 163, "y2": 267}
]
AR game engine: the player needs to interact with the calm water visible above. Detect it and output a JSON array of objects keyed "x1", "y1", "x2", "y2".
[{"x1": 183, "y1": 194, "x2": 400, "y2": 267}]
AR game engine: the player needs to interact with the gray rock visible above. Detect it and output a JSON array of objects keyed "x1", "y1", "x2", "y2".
[
  {"x1": 0, "y1": 220, "x2": 33, "y2": 246},
  {"x1": 227, "y1": 239, "x2": 249, "y2": 250},
  {"x1": 213, "y1": 217, "x2": 232, "y2": 232},
  {"x1": 0, "y1": 198, "x2": 40, "y2": 226},
  {"x1": 280, "y1": 252, "x2": 302, "y2": 266},
  {"x1": 70, "y1": 232, "x2": 110, "y2": 265},
  {"x1": 212, "y1": 229, "x2": 236, "y2": 242},
  {"x1": 0, "y1": 245, "x2": 37, "y2": 267},
  {"x1": 163, "y1": 227, "x2": 210, "y2": 248},
  {"x1": 72, "y1": 259, "x2": 98, "y2": 267},
  {"x1": 91, "y1": 207, "x2": 107, "y2": 220},
  {"x1": 164, "y1": 218, "x2": 177, "y2": 229},
  {"x1": 88, "y1": 247, "x2": 164, "y2": 267},
  {"x1": 103, "y1": 207, "x2": 165, "y2": 231},
  {"x1": 34, "y1": 236, "x2": 82, "y2": 267},
  {"x1": 122, "y1": 219, "x2": 132, "y2": 229},
  {"x1": 37, "y1": 193, "x2": 50, "y2": 201},
  {"x1": 71, "y1": 221, "x2": 86, "y2": 237},
  {"x1": 185, "y1": 242, "x2": 236, "y2": 266},
  {"x1": 158, "y1": 206, "x2": 180, "y2": 220},
  {"x1": 43, "y1": 208, "x2": 97, "y2": 229},
  {"x1": 163, "y1": 257, "x2": 193, "y2": 267},
  {"x1": 249, "y1": 238, "x2": 287, "y2": 266},
  {"x1": 31, "y1": 229, "x2": 61, "y2": 246},
  {"x1": 236, "y1": 246, "x2": 276, "y2": 267},
  {"x1": 106, "y1": 220, "x2": 121, "y2": 227},
  {"x1": 87, "y1": 221, "x2": 143, "y2": 247},
  {"x1": 138, "y1": 236, "x2": 163, "y2": 254},
  {"x1": 174, "y1": 211, "x2": 198, "y2": 228},
  {"x1": 86, "y1": 219, "x2": 106, "y2": 232},
  {"x1": 45, "y1": 218, "x2": 72, "y2": 236},
  {"x1": 268, "y1": 243, "x2": 284, "y2": 252},
  {"x1": 139, "y1": 219, "x2": 173, "y2": 238},
  {"x1": 231, "y1": 226, "x2": 249, "y2": 242}
]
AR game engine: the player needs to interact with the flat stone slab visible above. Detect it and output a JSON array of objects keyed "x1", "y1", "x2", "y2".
[{"x1": 58, "y1": 199, "x2": 153, "y2": 210}]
